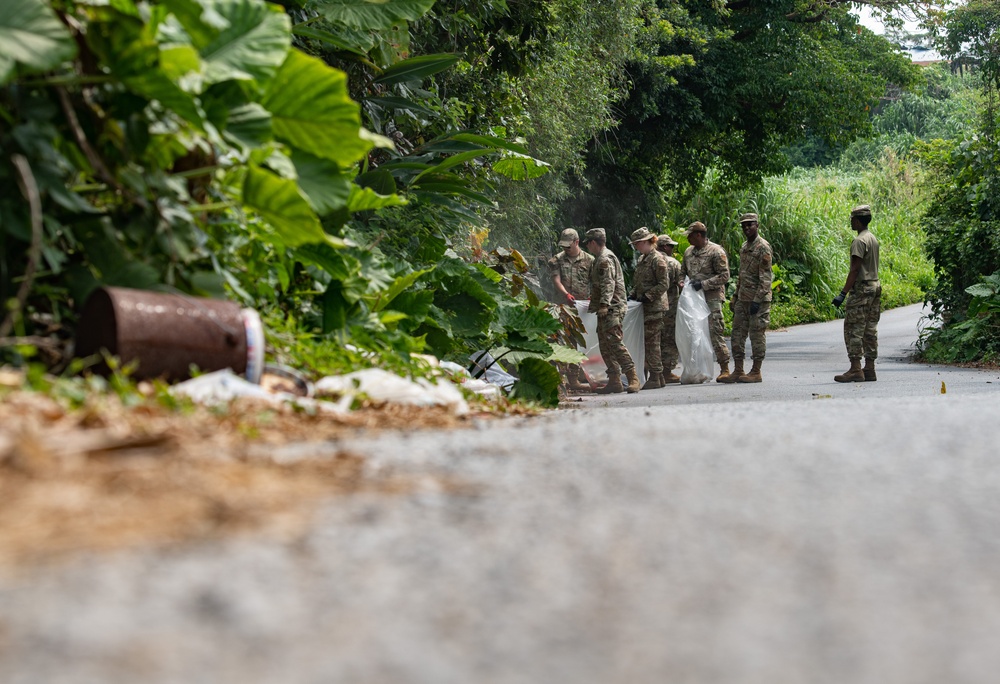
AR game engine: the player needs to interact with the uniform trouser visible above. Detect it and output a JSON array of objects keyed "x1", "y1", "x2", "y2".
[
  {"x1": 659, "y1": 308, "x2": 678, "y2": 372},
  {"x1": 707, "y1": 299, "x2": 731, "y2": 365},
  {"x1": 597, "y1": 310, "x2": 635, "y2": 376},
  {"x1": 845, "y1": 282, "x2": 881, "y2": 360},
  {"x1": 642, "y1": 312, "x2": 664, "y2": 374},
  {"x1": 731, "y1": 301, "x2": 771, "y2": 361},
  {"x1": 558, "y1": 362, "x2": 586, "y2": 383}
]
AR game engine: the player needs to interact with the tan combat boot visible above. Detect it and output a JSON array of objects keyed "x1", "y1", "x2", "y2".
[
  {"x1": 625, "y1": 367, "x2": 641, "y2": 393},
  {"x1": 863, "y1": 358, "x2": 877, "y2": 382},
  {"x1": 834, "y1": 359, "x2": 865, "y2": 383},
  {"x1": 642, "y1": 371, "x2": 663, "y2": 390},
  {"x1": 566, "y1": 367, "x2": 590, "y2": 392},
  {"x1": 662, "y1": 369, "x2": 681, "y2": 384},
  {"x1": 739, "y1": 359, "x2": 762, "y2": 383},
  {"x1": 719, "y1": 358, "x2": 742, "y2": 383},
  {"x1": 595, "y1": 373, "x2": 624, "y2": 394},
  {"x1": 715, "y1": 361, "x2": 731, "y2": 383}
]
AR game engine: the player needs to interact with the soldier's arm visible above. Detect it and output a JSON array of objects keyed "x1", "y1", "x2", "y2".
[
  {"x1": 701, "y1": 250, "x2": 730, "y2": 291},
  {"x1": 754, "y1": 247, "x2": 773, "y2": 302},
  {"x1": 645, "y1": 256, "x2": 670, "y2": 302},
  {"x1": 841, "y1": 255, "x2": 863, "y2": 294},
  {"x1": 598, "y1": 260, "x2": 615, "y2": 308}
]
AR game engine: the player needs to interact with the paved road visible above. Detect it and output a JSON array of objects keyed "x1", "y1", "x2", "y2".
[{"x1": 3, "y1": 304, "x2": 1000, "y2": 684}]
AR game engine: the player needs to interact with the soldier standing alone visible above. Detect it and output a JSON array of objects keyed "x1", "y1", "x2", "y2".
[
  {"x1": 655, "y1": 234, "x2": 683, "y2": 384},
  {"x1": 680, "y1": 222, "x2": 732, "y2": 382},
  {"x1": 832, "y1": 205, "x2": 881, "y2": 382},
  {"x1": 628, "y1": 227, "x2": 670, "y2": 390},
  {"x1": 583, "y1": 228, "x2": 640, "y2": 394},
  {"x1": 723, "y1": 213, "x2": 772, "y2": 383}
]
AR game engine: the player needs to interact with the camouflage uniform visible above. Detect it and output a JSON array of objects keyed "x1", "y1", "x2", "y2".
[
  {"x1": 731, "y1": 235, "x2": 773, "y2": 361},
  {"x1": 659, "y1": 255, "x2": 683, "y2": 373},
  {"x1": 548, "y1": 249, "x2": 594, "y2": 300},
  {"x1": 680, "y1": 240, "x2": 731, "y2": 365},
  {"x1": 845, "y1": 228, "x2": 880, "y2": 360},
  {"x1": 630, "y1": 248, "x2": 669, "y2": 374},
  {"x1": 589, "y1": 247, "x2": 635, "y2": 378}
]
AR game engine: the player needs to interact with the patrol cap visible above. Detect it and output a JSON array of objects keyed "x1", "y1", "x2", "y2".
[
  {"x1": 739, "y1": 213, "x2": 759, "y2": 224},
  {"x1": 557, "y1": 228, "x2": 579, "y2": 247},
  {"x1": 582, "y1": 227, "x2": 606, "y2": 243},
  {"x1": 658, "y1": 234, "x2": 678, "y2": 247},
  {"x1": 850, "y1": 204, "x2": 872, "y2": 218},
  {"x1": 629, "y1": 226, "x2": 656, "y2": 243},
  {"x1": 685, "y1": 221, "x2": 707, "y2": 236}
]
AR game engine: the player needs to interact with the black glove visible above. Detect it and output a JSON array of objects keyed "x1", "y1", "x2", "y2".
[
  {"x1": 832, "y1": 292, "x2": 846, "y2": 307},
  {"x1": 691, "y1": 280, "x2": 703, "y2": 291},
  {"x1": 639, "y1": 293, "x2": 651, "y2": 303},
  {"x1": 749, "y1": 301, "x2": 760, "y2": 315}
]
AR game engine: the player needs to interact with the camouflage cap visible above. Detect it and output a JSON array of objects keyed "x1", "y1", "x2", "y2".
[
  {"x1": 685, "y1": 221, "x2": 707, "y2": 236},
  {"x1": 658, "y1": 234, "x2": 679, "y2": 247},
  {"x1": 850, "y1": 204, "x2": 872, "y2": 218},
  {"x1": 557, "y1": 228, "x2": 579, "y2": 247},
  {"x1": 582, "y1": 227, "x2": 606, "y2": 243},
  {"x1": 739, "y1": 213, "x2": 759, "y2": 224},
  {"x1": 629, "y1": 226, "x2": 656, "y2": 243}
]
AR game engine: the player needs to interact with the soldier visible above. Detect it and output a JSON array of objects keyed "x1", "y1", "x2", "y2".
[
  {"x1": 723, "y1": 213, "x2": 773, "y2": 383},
  {"x1": 680, "y1": 221, "x2": 732, "y2": 382},
  {"x1": 582, "y1": 228, "x2": 640, "y2": 394},
  {"x1": 548, "y1": 228, "x2": 595, "y2": 391},
  {"x1": 628, "y1": 227, "x2": 670, "y2": 390},
  {"x1": 832, "y1": 205, "x2": 881, "y2": 382},
  {"x1": 655, "y1": 234, "x2": 683, "y2": 383}
]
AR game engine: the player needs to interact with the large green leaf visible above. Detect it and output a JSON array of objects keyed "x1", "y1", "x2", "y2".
[
  {"x1": 291, "y1": 24, "x2": 367, "y2": 56},
  {"x1": 195, "y1": 0, "x2": 291, "y2": 84},
  {"x1": 262, "y1": 50, "x2": 371, "y2": 165},
  {"x1": 346, "y1": 184, "x2": 406, "y2": 212},
  {"x1": 290, "y1": 149, "x2": 351, "y2": 214},
  {"x1": 493, "y1": 155, "x2": 551, "y2": 180},
  {"x1": 224, "y1": 103, "x2": 273, "y2": 148},
  {"x1": 364, "y1": 96, "x2": 438, "y2": 119},
  {"x1": 243, "y1": 166, "x2": 339, "y2": 247},
  {"x1": 311, "y1": 0, "x2": 436, "y2": 30},
  {"x1": 0, "y1": 0, "x2": 77, "y2": 84},
  {"x1": 370, "y1": 268, "x2": 432, "y2": 312},
  {"x1": 374, "y1": 53, "x2": 460, "y2": 85},
  {"x1": 510, "y1": 357, "x2": 562, "y2": 407}
]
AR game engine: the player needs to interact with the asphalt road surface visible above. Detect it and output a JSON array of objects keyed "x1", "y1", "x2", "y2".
[{"x1": 3, "y1": 303, "x2": 1000, "y2": 684}]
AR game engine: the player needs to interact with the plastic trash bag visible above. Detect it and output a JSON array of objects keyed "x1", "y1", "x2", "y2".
[
  {"x1": 574, "y1": 300, "x2": 646, "y2": 383},
  {"x1": 675, "y1": 278, "x2": 715, "y2": 384}
]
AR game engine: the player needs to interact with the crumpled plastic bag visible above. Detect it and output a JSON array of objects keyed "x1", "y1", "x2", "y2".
[
  {"x1": 315, "y1": 368, "x2": 469, "y2": 415},
  {"x1": 468, "y1": 351, "x2": 517, "y2": 391},
  {"x1": 675, "y1": 278, "x2": 716, "y2": 384},
  {"x1": 172, "y1": 369, "x2": 348, "y2": 412}
]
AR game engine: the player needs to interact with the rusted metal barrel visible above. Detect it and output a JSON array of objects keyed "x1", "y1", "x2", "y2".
[{"x1": 76, "y1": 287, "x2": 263, "y2": 382}]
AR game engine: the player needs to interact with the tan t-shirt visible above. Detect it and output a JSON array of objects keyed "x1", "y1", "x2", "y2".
[{"x1": 850, "y1": 229, "x2": 879, "y2": 282}]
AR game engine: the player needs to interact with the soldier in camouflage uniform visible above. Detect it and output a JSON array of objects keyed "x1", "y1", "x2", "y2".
[
  {"x1": 680, "y1": 222, "x2": 732, "y2": 382},
  {"x1": 722, "y1": 213, "x2": 772, "y2": 384},
  {"x1": 548, "y1": 228, "x2": 595, "y2": 391},
  {"x1": 628, "y1": 227, "x2": 670, "y2": 390},
  {"x1": 582, "y1": 228, "x2": 640, "y2": 394},
  {"x1": 833, "y1": 205, "x2": 881, "y2": 382},
  {"x1": 656, "y1": 235, "x2": 683, "y2": 384}
]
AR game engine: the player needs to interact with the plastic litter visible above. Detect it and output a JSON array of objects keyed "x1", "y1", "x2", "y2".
[
  {"x1": 171, "y1": 369, "x2": 348, "y2": 412},
  {"x1": 314, "y1": 368, "x2": 469, "y2": 415},
  {"x1": 469, "y1": 352, "x2": 517, "y2": 391},
  {"x1": 675, "y1": 278, "x2": 715, "y2": 384}
]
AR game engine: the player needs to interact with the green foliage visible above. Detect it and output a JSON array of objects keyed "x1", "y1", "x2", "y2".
[
  {"x1": 667, "y1": 151, "x2": 934, "y2": 328},
  {"x1": 510, "y1": 356, "x2": 561, "y2": 407}
]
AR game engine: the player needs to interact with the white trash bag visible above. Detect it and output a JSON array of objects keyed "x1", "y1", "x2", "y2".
[{"x1": 675, "y1": 277, "x2": 715, "y2": 384}]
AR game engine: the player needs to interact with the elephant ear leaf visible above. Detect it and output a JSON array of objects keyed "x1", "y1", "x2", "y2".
[
  {"x1": 510, "y1": 357, "x2": 561, "y2": 407},
  {"x1": 0, "y1": 0, "x2": 77, "y2": 85}
]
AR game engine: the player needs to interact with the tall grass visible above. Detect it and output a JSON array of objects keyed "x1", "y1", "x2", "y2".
[{"x1": 663, "y1": 150, "x2": 935, "y2": 328}]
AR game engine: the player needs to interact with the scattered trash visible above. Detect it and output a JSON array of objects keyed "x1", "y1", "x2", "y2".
[
  {"x1": 469, "y1": 351, "x2": 517, "y2": 391},
  {"x1": 172, "y1": 369, "x2": 348, "y2": 413},
  {"x1": 811, "y1": 393, "x2": 832, "y2": 399},
  {"x1": 260, "y1": 364, "x2": 313, "y2": 397},
  {"x1": 941, "y1": 381, "x2": 947, "y2": 394},
  {"x1": 75, "y1": 287, "x2": 264, "y2": 383},
  {"x1": 315, "y1": 368, "x2": 469, "y2": 415},
  {"x1": 0, "y1": 367, "x2": 24, "y2": 388}
]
